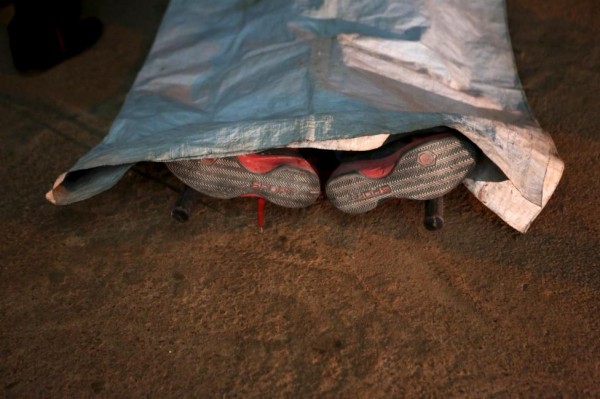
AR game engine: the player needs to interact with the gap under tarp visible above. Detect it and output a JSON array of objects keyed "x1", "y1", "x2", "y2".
[{"x1": 47, "y1": 0, "x2": 563, "y2": 232}]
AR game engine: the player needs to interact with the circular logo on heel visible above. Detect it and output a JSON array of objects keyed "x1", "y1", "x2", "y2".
[{"x1": 417, "y1": 151, "x2": 436, "y2": 167}]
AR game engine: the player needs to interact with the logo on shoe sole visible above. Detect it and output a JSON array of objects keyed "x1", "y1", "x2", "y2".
[
  {"x1": 251, "y1": 181, "x2": 295, "y2": 194},
  {"x1": 351, "y1": 185, "x2": 392, "y2": 201},
  {"x1": 417, "y1": 150, "x2": 436, "y2": 166}
]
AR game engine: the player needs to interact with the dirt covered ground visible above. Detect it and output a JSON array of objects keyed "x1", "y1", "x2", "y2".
[{"x1": 0, "y1": 0, "x2": 599, "y2": 397}]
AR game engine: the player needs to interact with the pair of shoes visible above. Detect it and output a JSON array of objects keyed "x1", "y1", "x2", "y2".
[{"x1": 166, "y1": 131, "x2": 479, "y2": 218}]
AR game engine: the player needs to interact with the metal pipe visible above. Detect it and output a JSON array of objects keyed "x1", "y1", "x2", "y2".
[
  {"x1": 171, "y1": 185, "x2": 197, "y2": 223},
  {"x1": 424, "y1": 197, "x2": 444, "y2": 231}
]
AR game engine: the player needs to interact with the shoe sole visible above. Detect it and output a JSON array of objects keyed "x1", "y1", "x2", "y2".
[
  {"x1": 166, "y1": 158, "x2": 321, "y2": 208},
  {"x1": 326, "y1": 135, "x2": 478, "y2": 213}
]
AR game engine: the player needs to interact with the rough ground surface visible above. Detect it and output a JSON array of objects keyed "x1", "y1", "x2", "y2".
[{"x1": 0, "y1": 0, "x2": 599, "y2": 397}]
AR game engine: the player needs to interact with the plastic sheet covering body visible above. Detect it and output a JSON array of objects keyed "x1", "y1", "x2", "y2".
[{"x1": 47, "y1": 0, "x2": 564, "y2": 232}]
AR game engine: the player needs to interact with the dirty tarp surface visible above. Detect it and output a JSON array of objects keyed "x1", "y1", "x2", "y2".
[{"x1": 47, "y1": 0, "x2": 563, "y2": 232}]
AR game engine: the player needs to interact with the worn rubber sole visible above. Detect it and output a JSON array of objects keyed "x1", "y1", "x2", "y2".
[
  {"x1": 166, "y1": 157, "x2": 321, "y2": 208},
  {"x1": 326, "y1": 135, "x2": 478, "y2": 213}
]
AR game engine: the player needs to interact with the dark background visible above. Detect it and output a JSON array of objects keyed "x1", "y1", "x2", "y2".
[{"x1": 1, "y1": 0, "x2": 599, "y2": 396}]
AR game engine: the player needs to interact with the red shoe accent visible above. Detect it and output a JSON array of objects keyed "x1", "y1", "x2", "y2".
[{"x1": 237, "y1": 153, "x2": 316, "y2": 174}]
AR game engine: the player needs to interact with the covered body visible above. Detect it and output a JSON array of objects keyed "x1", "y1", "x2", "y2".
[{"x1": 47, "y1": 0, "x2": 563, "y2": 232}]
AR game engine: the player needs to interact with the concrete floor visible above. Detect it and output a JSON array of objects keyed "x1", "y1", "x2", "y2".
[{"x1": 1, "y1": 0, "x2": 599, "y2": 397}]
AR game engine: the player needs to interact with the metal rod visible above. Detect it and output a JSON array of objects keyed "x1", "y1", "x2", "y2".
[
  {"x1": 424, "y1": 197, "x2": 444, "y2": 231},
  {"x1": 171, "y1": 185, "x2": 197, "y2": 223},
  {"x1": 257, "y1": 197, "x2": 265, "y2": 230}
]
